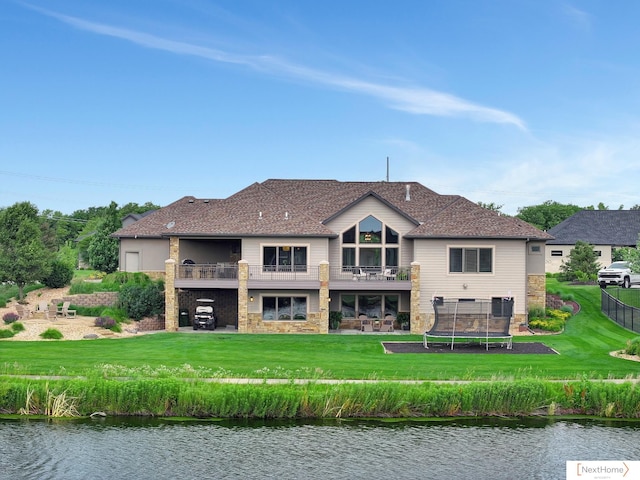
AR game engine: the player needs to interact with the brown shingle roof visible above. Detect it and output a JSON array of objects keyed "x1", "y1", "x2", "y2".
[{"x1": 112, "y1": 179, "x2": 551, "y2": 240}]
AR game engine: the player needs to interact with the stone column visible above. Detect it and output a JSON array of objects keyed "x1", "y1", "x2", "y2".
[
  {"x1": 169, "y1": 236, "x2": 179, "y2": 262},
  {"x1": 319, "y1": 260, "x2": 330, "y2": 334},
  {"x1": 237, "y1": 260, "x2": 249, "y2": 333},
  {"x1": 410, "y1": 261, "x2": 421, "y2": 334},
  {"x1": 164, "y1": 258, "x2": 178, "y2": 331}
]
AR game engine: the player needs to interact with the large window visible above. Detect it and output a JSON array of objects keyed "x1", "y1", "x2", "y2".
[
  {"x1": 449, "y1": 247, "x2": 493, "y2": 273},
  {"x1": 263, "y1": 246, "x2": 307, "y2": 272},
  {"x1": 341, "y1": 294, "x2": 399, "y2": 319},
  {"x1": 342, "y1": 216, "x2": 399, "y2": 269},
  {"x1": 262, "y1": 296, "x2": 307, "y2": 320}
]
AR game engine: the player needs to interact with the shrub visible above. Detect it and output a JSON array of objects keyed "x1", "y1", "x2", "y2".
[
  {"x1": 624, "y1": 337, "x2": 640, "y2": 356},
  {"x1": 118, "y1": 282, "x2": 164, "y2": 320},
  {"x1": 3, "y1": 312, "x2": 19, "y2": 324},
  {"x1": 42, "y1": 259, "x2": 74, "y2": 288},
  {"x1": 0, "y1": 329, "x2": 15, "y2": 338},
  {"x1": 104, "y1": 271, "x2": 152, "y2": 285},
  {"x1": 528, "y1": 308, "x2": 571, "y2": 332},
  {"x1": 528, "y1": 305, "x2": 546, "y2": 319},
  {"x1": 11, "y1": 322, "x2": 25, "y2": 333},
  {"x1": 95, "y1": 316, "x2": 116, "y2": 329},
  {"x1": 40, "y1": 328, "x2": 63, "y2": 340},
  {"x1": 329, "y1": 311, "x2": 342, "y2": 329}
]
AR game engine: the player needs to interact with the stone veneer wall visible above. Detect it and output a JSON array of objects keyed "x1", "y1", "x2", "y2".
[
  {"x1": 245, "y1": 312, "x2": 324, "y2": 333},
  {"x1": 137, "y1": 316, "x2": 165, "y2": 331},
  {"x1": 61, "y1": 292, "x2": 119, "y2": 308},
  {"x1": 528, "y1": 274, "x2": 546, "y2": 309},
  {"x1": 409, "y1": 262, "x2": 423, "y2": 334}
]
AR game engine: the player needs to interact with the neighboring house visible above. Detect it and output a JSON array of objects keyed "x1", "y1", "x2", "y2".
[
  {"x1": 112, "y1": 179, "x2": 552, "y2": 334},
  {"x1": 121, "y1": 210, "x2": 157, "y2": 229},
  {"x1": 545, "y1": 210, "x2": 640, "y2": 273}
]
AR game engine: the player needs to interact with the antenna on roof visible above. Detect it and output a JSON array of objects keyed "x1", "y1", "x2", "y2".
[{"x1": 386, "y1": 156, "x2": 389, "y2": 182}]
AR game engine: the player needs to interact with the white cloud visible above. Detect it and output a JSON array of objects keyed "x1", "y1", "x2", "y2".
[
  {"x1": 414, "y1": 134, "x2": 640, "y2": 214},
  {"x1": 26, "y1": 4, "x2": 526, "y2": 130},
  {"x1": 562, "y1": 4, "x2": 592, "y2": 31}
]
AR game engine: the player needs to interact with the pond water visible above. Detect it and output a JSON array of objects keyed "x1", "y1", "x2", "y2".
[{"x1": 0, "y1": 417, "x2": 638, "y2": 480}]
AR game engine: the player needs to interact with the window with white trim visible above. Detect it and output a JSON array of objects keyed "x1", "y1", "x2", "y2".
[
  {"x1": 449, "y1": 247, "x2": 493, "y2": 273},
  {"x1": 550, "y1": 250, "x2": 563, "y2": 257},
  {"x1": 262, "y1": 296, "x2": 307, "y2": 320}
]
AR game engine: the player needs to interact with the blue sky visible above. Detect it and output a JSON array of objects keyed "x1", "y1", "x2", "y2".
[{"x1": 2, "y1": 1, "x2": 640, "y2": 216}]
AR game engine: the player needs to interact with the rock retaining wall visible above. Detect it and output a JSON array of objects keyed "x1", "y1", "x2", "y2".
[{"x1": 63, "y1": 292, "x2": 119, "y2": 308}]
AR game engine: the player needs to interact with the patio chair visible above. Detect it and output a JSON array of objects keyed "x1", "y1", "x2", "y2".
[
  {"x1": 60, "y1": 301, "x2": 76, "y2": 318},
  {"x1": 360, "y1": 315, "x2": 373, "y2": 332},
  {"x1": 46, "y1": 303, "x2": 59, "y2": 320},
  {"x1": 353, "y1": 268, "x2": 367, "y2": 281},
  {"x1": 380, "y1": 316, "x2": 395, "y2": 332},
  {"x1": 383, "y1": 268, "x2": 396, "y2": 281},
  {"x1": 38, "y1": 301, "x2": 48, "y2": 314},
  {"x1": 15, "y1": 304, "x2": 31, "y2": 320}
]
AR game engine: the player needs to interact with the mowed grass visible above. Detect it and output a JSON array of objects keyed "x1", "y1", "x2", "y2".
[{"x1": 0, "y1": 281, "x2": 638, "y2": 380}]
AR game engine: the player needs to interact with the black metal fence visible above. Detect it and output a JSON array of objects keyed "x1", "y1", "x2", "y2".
[{"x1": 601, "y1": 288, "x2": 640, "y2": 334}]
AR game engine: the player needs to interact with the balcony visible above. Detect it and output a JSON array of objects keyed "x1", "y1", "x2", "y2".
[
  {"x1": 174, "y1": 263, "x2": 411, "y2": 291},
  {"x1": 329, "y1": 266, "x2": 412, "y2": 291},
  {"x1": 176, "y1": 263, "x2": 239, "y2": 289},
  {"x1": 248, "y1": 265, "x2": 320, "y2": 289}
]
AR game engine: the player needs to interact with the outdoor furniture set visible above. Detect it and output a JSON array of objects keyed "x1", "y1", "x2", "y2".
[
  {"x1": 15, "y1": 301, "x2": 76, "y2": 320},
  {"x1": 359, "y1": 314, "x2": 395, "y2": 332}
]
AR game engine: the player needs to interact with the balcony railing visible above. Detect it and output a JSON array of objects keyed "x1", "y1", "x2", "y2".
[
  {"x1": 177, "y1": 263, "x2": 238, "y2": 280},
  {"x1": 248, "y1": 265, "x2": 320, "y2": 281},
  {"x1": 175, "y1": 264, "x2": 410, "y2": 284},
  {"x1": 329, "y1": 266, "x2": 411, "y2": 282}
]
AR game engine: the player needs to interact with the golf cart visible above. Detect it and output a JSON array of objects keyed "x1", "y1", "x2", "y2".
[{"x1": 193, "y1": 298, "x2": 217, "y2": 330}]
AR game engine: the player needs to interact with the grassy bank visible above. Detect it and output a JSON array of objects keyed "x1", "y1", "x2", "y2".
[
  {"x1": 0, "y1": 281, "x2": 639, "y2": 419},
  {"x1": 1, "y1": 376, "x2": 638, "y2": 419}
]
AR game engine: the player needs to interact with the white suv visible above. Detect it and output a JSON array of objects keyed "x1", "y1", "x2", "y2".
[{"x1": 597, "y1": 261, "x2": 640, "y2": 288}]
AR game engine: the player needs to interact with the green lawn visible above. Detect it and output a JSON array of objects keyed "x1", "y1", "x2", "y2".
[{"x1": 1, "y1": 282, "x2": 638, "y2": 380}]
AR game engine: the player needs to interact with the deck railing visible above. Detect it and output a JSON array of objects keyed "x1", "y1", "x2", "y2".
[
  {"x1": 177, "y1": 263, "x2": 238, "y2": 280},
  {"x1": 329, "y1": 266, "x2": 411, "y2": 282},
  {"x1": 176, "y1": 264, "x2": 411, "y2": 283},
  {"x1": 248, "y1": 265, "x2": 320, "y2": 281}
]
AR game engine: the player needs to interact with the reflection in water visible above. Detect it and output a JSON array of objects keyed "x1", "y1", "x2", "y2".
[{"x1": 0, "y1": 418, "x2": 638, "y2": 480}]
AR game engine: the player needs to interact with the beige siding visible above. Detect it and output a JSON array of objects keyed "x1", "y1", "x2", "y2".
[
  {"x1": 545, "y1": 244, "x2": 610, "y2": 273},
  {"x1": 414, "y1": 238, "x2": 528, "y2": 315},
  {"x1": 120, "y1": 238, "x2": 169, "y2": 272},
  {"x1": 324, "y1": 196, "x2": 417, "y2": 267},
  {"x1": 526, "y1": 241, "x2": 546, "y2": 274}
]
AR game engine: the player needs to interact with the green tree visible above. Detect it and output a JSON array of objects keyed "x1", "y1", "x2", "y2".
[
  {"x1": 558, "y1": 240, "x2": 601, "y2": 282},
  {"x1": 618, "y1": 235, "x2": 640, "y2": 272},
  {"x1": 477, "y1": 202, "x2": 505, "y2": 214},
  {"x1": 0, "y1": 202, "x2": 53, "y2": 299},
  {"x1": 87, "y1": 202, "x2": 120, "y2": 273},
  {"x1": 516, "y1": 201, "x2": 582, "y2": 231}
]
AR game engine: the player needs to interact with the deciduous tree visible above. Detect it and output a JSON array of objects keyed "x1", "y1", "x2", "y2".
[{"x1": 0, "y1": 202, "x2": 52, "y2": 299}]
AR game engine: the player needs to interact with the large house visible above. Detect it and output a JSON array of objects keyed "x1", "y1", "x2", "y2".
[
  {"x1": 546, "y1": 210, "x2": 640, "y2": 273},
  {"x1": 112, "y1": 179, "x2": 552, "y2": 334}
]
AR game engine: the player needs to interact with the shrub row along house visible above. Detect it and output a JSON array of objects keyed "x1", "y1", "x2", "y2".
[{"x1": 112, "y1": 179, "x2": 552, "y2": 334}]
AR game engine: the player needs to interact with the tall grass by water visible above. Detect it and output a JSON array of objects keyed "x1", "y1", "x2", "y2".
[{"x1": 1, "y1": 377, "x2": 638, "y2": 419}]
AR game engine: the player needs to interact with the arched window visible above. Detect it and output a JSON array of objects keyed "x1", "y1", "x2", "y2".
[{"x1": 342, "y1": 216, "x2": 399, "y2": 269}]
